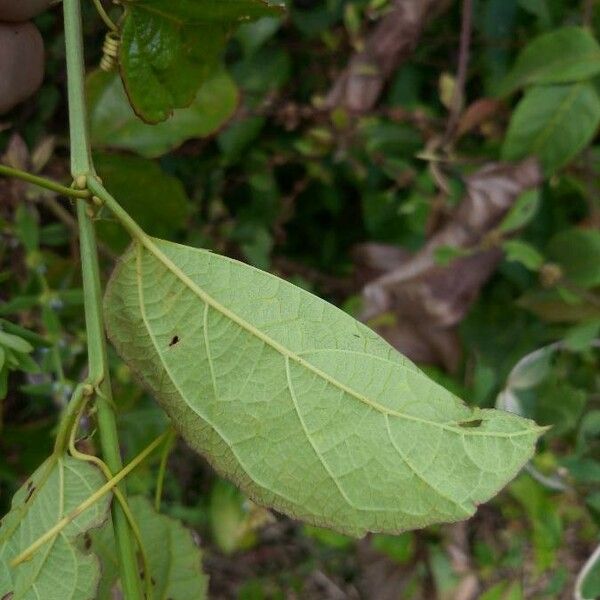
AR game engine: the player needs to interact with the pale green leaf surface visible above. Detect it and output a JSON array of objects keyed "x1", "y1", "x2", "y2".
[
  {"x1": 499, "y1": 26, "x2": 600, "y2": 94},
  {"x1": 104, "y1": 238, "x2": 544, "y2": 536},
  {"x1": 502, "y1": 83, "x2": 600, "y2": 173},
  {"x1": 88, "y1": 69, "x2": 238, "y2": 157},
  {"x1": 0, "y1": 456, "x2": 111, "y2": 600},
  {"x1": 91, "y1": 496, "x2": 207, "y2": 600}
]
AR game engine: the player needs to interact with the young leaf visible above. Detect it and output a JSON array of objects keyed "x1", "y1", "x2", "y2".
[
  {"x1": 91, "y1": 496, "x2": 207, "y2": 600},
  {"x1": 104, "y1": 238, "x2": 544, "y2": 537},
  {"x1": 88, "y1": 69, "x2": 238, "y2": 158},
  {"x1": 499, "y1": 27, "x2": 600, "y2": 95},
  {"x1": 0, "y1": 456, "x2": 111, "y2": 599},
  {"x1": 502, "y1": 83, "x2": 600, "y2": 174},
  {"x1": 502, "y1": 239, "x2": 544, "y2": 271},
  {"x1": 118, "y1": 0, "x2": 279, "y2": 123},
  {"x1": 499, "y1": 189, "x2": 540, "y2": 234}
]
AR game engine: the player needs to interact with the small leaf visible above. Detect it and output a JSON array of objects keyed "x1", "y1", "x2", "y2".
[
  {"x1": 119, "y1": 0, "x2": 279, "y2": 123},
  {"x1": 94, "y1": 153, "x2": 191, "y2": 252},
  {"x1": 0, "y1": 331, "x2": 33, "y2": 354},
  {"x1": 564, "y1": 319, "x2": 600, "y2": 351},
  {"x1": 104, "y1": 238, "x2": 544, "y2": 536},
  {"x1": 546, "y1": 228, "x2": 600, "y2": 289},
  {"x1": 499, "y1": 26, "x2": 600, "y2": 95},
  {"x1": 88, "y1": 69, "x2": 238, "y2": 157},
  {"x1": 499, "y1": 189, "x2": 540, "y2": 233},
  {"x1": 503, "y1": 239, "x2": 544, "y2": 271},
  {"x1": 0, "y1": 456, "x2": 111, "y2": 600},
  {"x1": 91, "y1": 496, "x2": 207, "y2": 600},
  {"x1": 502, "y1": 83, "x2": 600, "y2": 174}
]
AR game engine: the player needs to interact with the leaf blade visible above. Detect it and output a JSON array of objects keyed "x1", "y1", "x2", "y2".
[
  {"x1": 104, "y1": 238, "x2": 543, "y2": 536},
  {"x1": 502, "y1": 82, "x2": 600, "y2": 174},
  {"x1": 0, "y1": 456, "x2": 111, "y2": 600}
]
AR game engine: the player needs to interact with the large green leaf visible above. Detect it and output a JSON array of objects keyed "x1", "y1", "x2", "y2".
[
  {"x1": 91, "y1": 496, "x2": 207, "y2": 599},
  {"x1": 119, "y1": 0, "x2": 279, "y2": 122},
  {"x1": 0, "y1": 456, "x2": 111, "y2": 600},
  {"x1": 104, "y1": 238, "x2": 543, "y2": 536},
  {"x1": 502, "y1": 82, "x2": 600, "y2": 173},
  {"x1": 88, "y1": 69, "x2": 238, "y2": 157},
  {"x1": 499, "y1": 27, "x2": 600, "y2": 95},
  {"x1": 94, "y1": 153, "x2": 191, "y2": 252}
]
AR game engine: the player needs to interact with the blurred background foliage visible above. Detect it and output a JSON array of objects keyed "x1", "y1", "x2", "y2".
[{"x1": 1, "y1": 0, "x2": 600, "y2": 598}]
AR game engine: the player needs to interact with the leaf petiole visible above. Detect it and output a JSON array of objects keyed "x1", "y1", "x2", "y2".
[{"x1": 0, "y1": 163, "x2": 91, "y2": 199}]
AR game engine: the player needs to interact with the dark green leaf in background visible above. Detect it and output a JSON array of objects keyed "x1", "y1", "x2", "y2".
[
  {"x1": 546, "y1": 228, "x2": 600, "y2": 289},
  {"x1": 95, "y1": 153, "x2": 191, "y2": 252}
]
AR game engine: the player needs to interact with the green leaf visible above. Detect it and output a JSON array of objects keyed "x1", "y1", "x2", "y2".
[
  {"x1": 0, "y1": 330, "x2": 33, "y2": 354},
  {"x1": 104, "y1": 238, "x2": 544, "y2": 536},
  {"x1": 499, "y1": 189, "x2": 540, "y2": 233},
  {"x1": 95, "y1": 153, "x2": 191, "y2": 252},
  {"x1": 0, "y1": 456, "x2": 111, "y2": 600},
  {"x1": 532, "y1": 378, "x2": 587, "y2": 437},
  {"x1": 502, "y1": 83, "x2": 600, "y2": 173},
  {"x1": 91, "y1": 495, "x2": 207, "y2": 600},
  {"x1": 564, "y1": 319, "x2": 600, "y2": 351},
  {"x1": 503, "y1": 239, "x2": 544, "y2": 271},
  {"x1": 433, "y1": 245, "x2": 472, "y2": 266},
  {"x1": 499, "y1": 27, "x2": 600, "y2": 95},
  {"x1": 546, "y1": 228, "x2": 600, "y2": 289},
  {"x1": 88, "y1": 69, "x2": 238, "y2": 158},
  {"x1": 119, "y1": 0, "x2": 279, "y2": 123}
]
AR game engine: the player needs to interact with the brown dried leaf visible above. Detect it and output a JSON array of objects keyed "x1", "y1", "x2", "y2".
[
  {"x1": 324, "y1": 0, "x2": 451, "y2": 113},
  {"x1": 359, "y1": 158, "x2": 543, "y2": 370}
]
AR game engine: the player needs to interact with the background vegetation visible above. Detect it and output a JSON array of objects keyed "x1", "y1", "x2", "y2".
[{"x1": 1, "y1": 0, "x2": 600, "y2": 597}]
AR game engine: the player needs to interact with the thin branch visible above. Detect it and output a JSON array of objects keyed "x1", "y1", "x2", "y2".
[
  {"x1": 0, "y1": 163, "x2": 90, "y2": 199},
  {"x1": 443, "y1": 0, "x2": 473, "y2": 145}
]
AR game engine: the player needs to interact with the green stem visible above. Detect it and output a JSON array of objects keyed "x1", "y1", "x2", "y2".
[
  {"x1": 0, "y1": 164, "x2": 90, "y2": 198},
  {"x1": 53, "y1": 381, "x2": 92, "y2": 455},
  {"x1": 154, "y1": 429, "x2": 176, "y2": 511},
  {"x1": 62, "y1": 1, "x2": 143, "y2": 598}
]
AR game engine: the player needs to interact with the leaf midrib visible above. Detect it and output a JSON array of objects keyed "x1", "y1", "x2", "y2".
[
  {"x1": 135, "y1": 245, "x2": 472, "y2": 514},
  {"x1": 509, "y1": 51, "x2": 600, "y2": 90},
  {"x1": 134, "y1": 237, "x2": 539, "y2": 439},
  {"x1": 530, "y1": 83, "x2": 588, "y2": 154}
]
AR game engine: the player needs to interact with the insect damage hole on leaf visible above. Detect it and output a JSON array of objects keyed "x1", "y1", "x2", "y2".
[{"x1": 169, "y1": 335, "x2": 180, "y2": 347}]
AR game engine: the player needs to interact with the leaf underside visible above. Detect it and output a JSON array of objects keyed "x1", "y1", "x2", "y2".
[
  {"x1": 0, "y1": 456, "x2": 111, "y2": 600},
  {"x1": 104, "y1": 238, "x2": 544, "y2": 537}
]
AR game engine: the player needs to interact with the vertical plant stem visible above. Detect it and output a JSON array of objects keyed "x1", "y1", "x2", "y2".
[{"x1": 62, "y1": 1, "x2": 143, "y2": 597}]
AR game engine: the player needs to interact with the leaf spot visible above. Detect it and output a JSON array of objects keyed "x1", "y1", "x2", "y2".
[
  {"x1": 169, "y1": 335, "x2": 180, "y2": 347},
  {"x1": 458, "y1": 419, "x2": 484, "y2": 428}
]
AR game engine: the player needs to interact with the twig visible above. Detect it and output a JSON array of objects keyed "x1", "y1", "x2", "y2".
[{"x1": 443, "y1": 0, "x2": 473, "y2": 146}]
